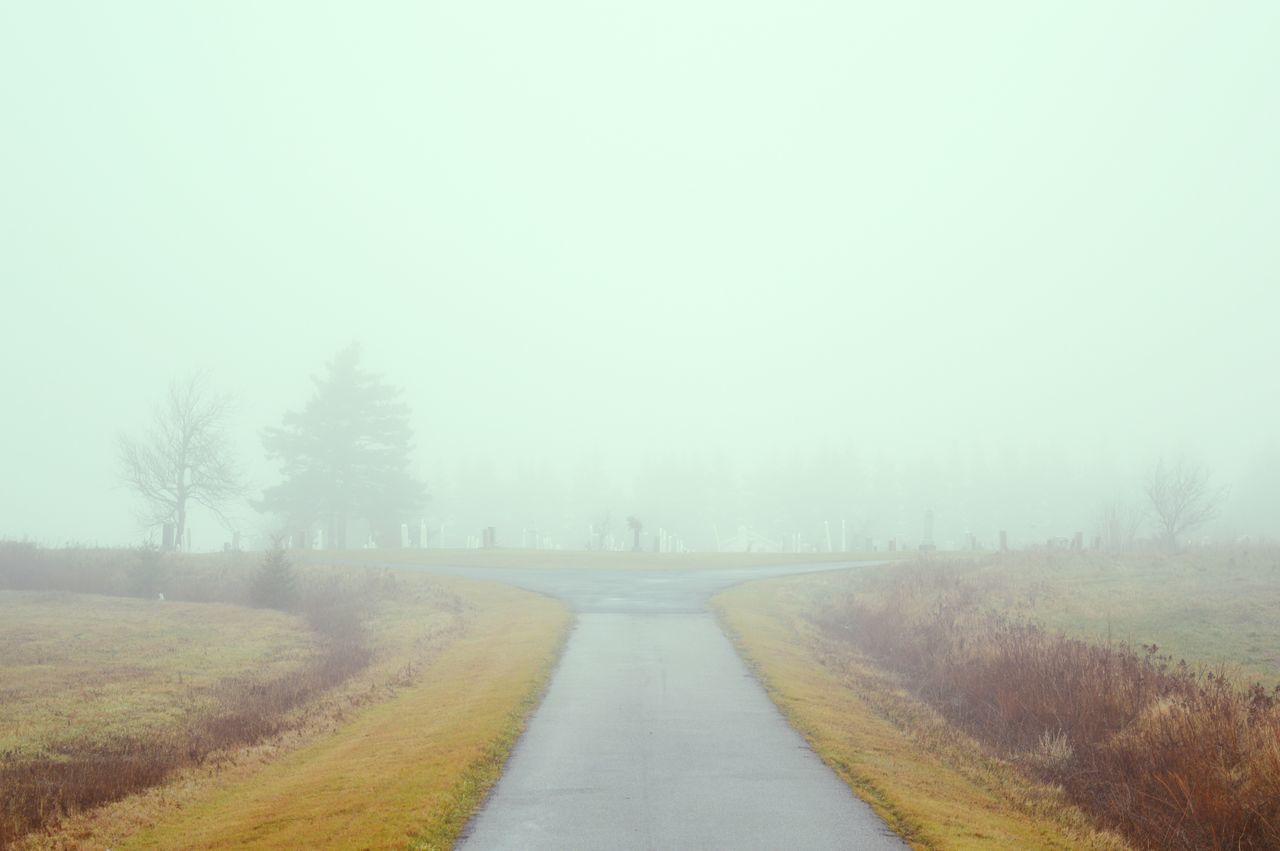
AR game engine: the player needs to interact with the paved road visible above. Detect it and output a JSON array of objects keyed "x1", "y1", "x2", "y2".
[{"x1": 384, "y1": 559, "x2": 907, "y2": 849}]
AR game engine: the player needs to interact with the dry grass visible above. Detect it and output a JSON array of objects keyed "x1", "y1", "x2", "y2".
[
  {"x1": 725, "y1": 547, "x2": 1280, "y2": 850},
  {"x1": 0, "y1": 546, "x2": 454, "y2": 847},
  {"x1": 959, "y1": 547, "x2": 1280, "y2": 681},
  {"x1": 716, "y1": 577, "x2": 1129, "y2": 851},
  {"x1": 0, "y1": 591, "x2": 315, "y2": 757},
  {"x1": 815, "y1": 560, "x2": 1280, "y2": 850},
  {"x1": 0, "y1": 592, "x2": 330, "y2": 846},
  {"x1": 5, "y1": 567, "x2": 568, "y2": 850},
  {"x1": 82, "y1": 577, "x2": 569, "y2": 851}
]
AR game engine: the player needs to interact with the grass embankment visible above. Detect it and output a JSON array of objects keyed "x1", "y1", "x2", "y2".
[
  {"x1": 1, "y1": 589, "x2": 346, "y2": 847},
  {"x1": 718, "y1": 548, "x2": 1280, "y2": 850},
  {"x1": 716, "y1": 577, "x2": 1126, "y2": 851},
  {"x1": 104, "y1": 577, "x2": 568, "y2": 851},
  {"x1": 2, "y1": 545, "x2": 569, "y2": 850}
]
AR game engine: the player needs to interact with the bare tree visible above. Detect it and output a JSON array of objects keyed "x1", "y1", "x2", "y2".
[
  {"x1": 1142, "y1": 457, "x2": 1224, "y2": 549},
  {"x1": 117, "y1": 375, "x2": 243, "y2": 548},
  {"x1": 1095, "y1": 498, "x2": 1144, "y2": 550}
]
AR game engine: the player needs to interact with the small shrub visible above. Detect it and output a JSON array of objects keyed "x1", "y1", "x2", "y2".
[{"x1": 1028, "y1": 729, "x2": 1074, "y2": 773}]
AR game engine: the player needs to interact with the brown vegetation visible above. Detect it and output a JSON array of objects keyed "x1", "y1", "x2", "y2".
[
  {"x1": 818, "y1": 563, "x2": 1280, "y2": 849},
  {"x1": 0, "y1": 543, "x2": 391, "y2": 847}
]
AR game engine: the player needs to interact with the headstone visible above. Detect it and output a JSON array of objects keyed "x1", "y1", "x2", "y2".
[{"x1": 400, "y1": 523, "x2": 410, "y2": 548}]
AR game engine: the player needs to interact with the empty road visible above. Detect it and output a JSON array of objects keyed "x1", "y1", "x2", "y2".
[{"x1": 391, "y1": 560, "x2": 907, "y2": 849}]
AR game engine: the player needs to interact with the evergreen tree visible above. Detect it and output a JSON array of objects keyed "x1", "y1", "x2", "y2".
[
  {"x1": 250, "y1": 541, "x2": 297, "y2": 610},
  {"x1": 260, "y1": 344, "x2": 426, "y2": 547}
]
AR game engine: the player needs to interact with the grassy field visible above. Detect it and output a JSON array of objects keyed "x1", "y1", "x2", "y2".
[
  {"x1": 92, "y1": 576, "x2": 569, "y2": 851},
  {"x1": 3, "y1": 556, "x2": 569, "y2": 850},
  {"x1": 958, "y1": 548, "x2": 1280, "y2": 680},
  {"x1": 0, "y1": 591, "x2": 317, "y2": 759},
  {"x1": 717, "y1": 547, "x2": 1280, "y2": 850}
]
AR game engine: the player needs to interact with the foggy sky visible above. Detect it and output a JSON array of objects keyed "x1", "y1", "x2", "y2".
[{"x1": 3, "y1": 2, "x2": 1278, "y2": 548}]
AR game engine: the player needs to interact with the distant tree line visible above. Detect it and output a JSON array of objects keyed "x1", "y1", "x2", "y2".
[{"x1": 115, "y1": 345, "x2": 1230, "y2": 554}]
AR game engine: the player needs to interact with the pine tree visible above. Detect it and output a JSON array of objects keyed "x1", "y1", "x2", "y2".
[
  {"x1": 250, "y1": 541, "x2": 297, "y2": 610},
  {"x1": 260, "y1": 344, "x2": 426, "y2": 547}
]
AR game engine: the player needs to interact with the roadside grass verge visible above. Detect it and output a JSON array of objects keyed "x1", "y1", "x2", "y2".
[
  {"x1": 1, "y1": 546, "x2": 448, "y2": 847},
  {"x1": 91, "y1": 577, "x2": 570, "y2": 851},
  {"x1": 715, "y1": 577, "x2": 1127, "y2": 851},
  {"x1": 814, "y1": 555, "x2": 1280, "y2": 850},
  {"x1": 720, "y1": 547, "x2": 1280, "y2": 850}
]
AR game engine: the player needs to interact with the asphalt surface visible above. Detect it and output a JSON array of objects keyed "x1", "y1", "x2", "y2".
[{"x1": 385, "y1": 559, "x2": 907, "y2": 849}]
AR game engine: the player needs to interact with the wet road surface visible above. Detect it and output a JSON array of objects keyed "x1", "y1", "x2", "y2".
[{"x1": 367, "y1": 559, "x2": 907, "y2": 849}]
